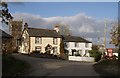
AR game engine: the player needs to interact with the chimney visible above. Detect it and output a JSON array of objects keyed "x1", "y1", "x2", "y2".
[
  {"x1": 24, "y1": 22, "x2": 28, "y2": 29},
  {"x1": 54, "y1": 25, "x2": 59, "y2": 32}
]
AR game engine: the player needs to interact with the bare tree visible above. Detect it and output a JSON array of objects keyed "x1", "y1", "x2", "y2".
[
  {"x1": 110, "y1": 22, "x2": 119, "y2": 46},
  {"x1": 0, "y1": 2, "x2": 13, "y2": 25},
  {"x1": 55, "y1": 24, "x2": 71, "y2": 35},
  {"x1": 110, "y1": 21, "x2": 120, "y2": 60}
]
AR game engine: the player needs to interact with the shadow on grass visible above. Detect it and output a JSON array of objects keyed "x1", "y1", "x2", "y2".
[
  {"x1": 2, "y1": 54, "x2": 30, "y2": 76},
  {"x1": 93, "y1": 59, "x2": 119, "y2": 78}
]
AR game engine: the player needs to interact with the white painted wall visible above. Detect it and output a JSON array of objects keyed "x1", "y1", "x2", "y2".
[
  {"x1": 65, "y1": 42, "x2": 92, "y2": 57},
  {"x1": 30, "y1": 37, "x2": 61, "y2": 55},
  {"x1": 20, "y1": 29, "x2": 29, "y2": 54},
  {"x1": 113, "y1": 53, "x2": 118, "y2": 57},
  {"x1": 69, "y1": 56, "x2": 94, "y2": 62}
]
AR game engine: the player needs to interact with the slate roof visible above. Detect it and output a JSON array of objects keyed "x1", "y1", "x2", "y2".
[
  {"x1": 62, "y1": 35, "x2": 92, "y2": 43},
  {"x1": 27, "y1": 27, "x2": 61, "y2": 38},
  {"x1": 0, "y1": 29, "x2": 13, "y2": 38}
]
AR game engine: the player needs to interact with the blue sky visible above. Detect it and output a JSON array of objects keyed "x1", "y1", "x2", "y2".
[
  {"x1": 8, "y1": 2, "x2": 118, "y2": 19},
  {"x1": 3, "y1": 2, "x2": 118, "y2": 48}
]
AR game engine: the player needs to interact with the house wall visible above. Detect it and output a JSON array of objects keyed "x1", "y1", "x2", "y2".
[
  {"x1": 20, "y1": 29, "x2": 29, "y2": 54},
  {"x1": 113, "y1": 53, "x2": 118, "y2": 57},
  {"x1": 30, "y1": 37, "x2": 61, "y2": 55},
  {"x1": 65, "y1": 42, "x2": 92, "y2": 57}
]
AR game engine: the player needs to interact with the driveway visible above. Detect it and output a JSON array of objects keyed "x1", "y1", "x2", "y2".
[{"x1": 12, "y1": 53, "x2": 100, "y2": 76}]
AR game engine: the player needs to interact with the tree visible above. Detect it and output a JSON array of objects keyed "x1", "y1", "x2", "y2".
[
  {"x1": 55, "y1": 24, "x2": 71, "y2": 35},
  {"x1": 59, "y1": 40, "x2": 68, "y2": 60},
  {"x1": 89, "y1": 45, "x2": 102, "y2": 62},
  {"x1": 0, "y1": 2, "x2": 13, "y2": 25},
  {"x1": 110, "y1": 21, "x2": 120, "y2": 60},
  {"x1": 110, "y1": 22, "x2": 119, "y2": 46}
]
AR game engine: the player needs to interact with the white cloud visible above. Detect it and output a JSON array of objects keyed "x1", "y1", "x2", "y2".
[{"x1": 12, "y1": 12, "x2": 115, "y2": 47}]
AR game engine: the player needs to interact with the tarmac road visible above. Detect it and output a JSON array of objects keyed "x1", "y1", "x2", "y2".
[{"x1": 12, "y1": 53, "x2": 100, "y2": 77}]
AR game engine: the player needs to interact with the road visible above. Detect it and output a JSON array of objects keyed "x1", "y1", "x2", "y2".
[{"x1": 12, "y1": 53, "x2": 100, "y2": 77}]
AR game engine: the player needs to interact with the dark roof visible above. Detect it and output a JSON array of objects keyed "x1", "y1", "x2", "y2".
[
  {"x1": 27, "y1": 27, "x2": 61, "y2": 38},
  {"x1": 0, "y1": 29, "x2": 13, "y2": 38},
  {"x1": 62, "y1": 35, "x2": 92, "y2": 43}
]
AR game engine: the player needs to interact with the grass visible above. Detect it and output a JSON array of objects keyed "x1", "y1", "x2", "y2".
[
  {"x1": 93, "y1": 59, "x2": 119, "y2": 77},
  {"x1": 2, "y1": 54, "x2": 30, "y2": 76}
]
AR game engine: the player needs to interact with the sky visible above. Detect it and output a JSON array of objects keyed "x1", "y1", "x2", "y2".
[{"x1": 1, "y1": 2, "x2": 118, "y2": 48}]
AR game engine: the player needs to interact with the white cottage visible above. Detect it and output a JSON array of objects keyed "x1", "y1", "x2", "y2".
[
  {"x1": 62, "y1": 35, "x2": 94, "y2": 62},
  {"x1": 19, "y1": 23, "x2": 61, "y2": 55}
]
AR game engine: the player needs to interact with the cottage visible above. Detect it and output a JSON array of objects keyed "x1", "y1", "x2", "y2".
[
  {"x1": 1, "y1": 29, "x2": 13, "y2": 53},
  {"x1": 106, "y1": 48, "x2": 118, "y2": 57},
  {"x1": 19, "y1": 23, "x2": 61, "y2": 55},
  {"x1": 62, "y1": 35, "x2": 93, "y2": 62}
]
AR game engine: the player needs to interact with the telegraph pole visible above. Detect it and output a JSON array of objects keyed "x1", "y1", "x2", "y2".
[
  {"x1": 104, "y1": 19, "x2": 107, "y2": 49},
  {"x1": 103, "y1": 19, "x2": 107, "y2": 59}
]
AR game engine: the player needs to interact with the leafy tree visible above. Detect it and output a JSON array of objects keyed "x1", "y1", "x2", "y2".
[
  {"x1": 89, "y1": 45, "x2": 102, "y2": 62},
  {"x1": 0, "y1": 2, "x2": 13, "y2": 25}
]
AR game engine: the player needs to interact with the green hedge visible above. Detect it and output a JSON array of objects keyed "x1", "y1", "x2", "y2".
[{"x1": 89, "y1": 50, "x2": 102, "y2": 62}]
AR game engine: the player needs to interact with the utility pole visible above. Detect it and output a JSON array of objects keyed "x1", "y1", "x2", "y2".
[
  {"x1": 103, "y1": 19, "x2": 107, "y2": 59},
  {"x1": 98, "y1": 37, "x2": 100, "y2": 49},
  {"x1": 104, "y1": 19, "x2": 107, "y2": 49}
]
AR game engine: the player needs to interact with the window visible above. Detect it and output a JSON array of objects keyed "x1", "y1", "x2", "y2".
[
  {"x1": 85, "y1": 43, "x2": 89, "y2": 48},
  {"x1": 35, "y1": 37, "x2": 42, "y2": 44},
  {"x1": 84, "y1": 50, "x2": 89, "y2": 57},
  {"x1": 53, "y1": 47, "x2": 57, "y2": 53},
  {"x1": 71, "y1": 49, "x2": 80, "y2": 56},
  {"x1": 64, "y1": 42, "x2": 69, "y2": 48},
  {"x1": 75, "y1": 42, "x2": 79, "y2": 47},
  {"x1": 35, "y1": 46, "x2": 41, "y2": 51},
  {"x1": 53, "y1": 38, "x2": 57, "y2": 45}
]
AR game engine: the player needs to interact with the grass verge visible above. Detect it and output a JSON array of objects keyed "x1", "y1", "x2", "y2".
[
  {"x1": 2, "y1": 54, "x2": 30, "y2": 76},
  {"x1": 93, "y1": 59, "x2": 119, "y2": 77}
]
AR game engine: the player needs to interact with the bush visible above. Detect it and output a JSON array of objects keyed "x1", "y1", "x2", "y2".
[
  {"x1": 105, "y1": 55, "x2": 109, "y2": 59},
  {"x1": 89, "y1": 50, "x2": 102, "y2": 62},
  {"x1": 111, "y1": 55, "x2": 118, "y2": 60},
  {"x1": 32, "y1": 51, "x2": 40, "y2": 54},
  {"x1": 94, "y1": 52, "x2": 102, "y2": 62}
]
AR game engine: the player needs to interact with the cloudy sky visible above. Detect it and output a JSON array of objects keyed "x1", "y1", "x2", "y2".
[{"x1": 1, "y1": 2, "x2": 118, "y2": 48}]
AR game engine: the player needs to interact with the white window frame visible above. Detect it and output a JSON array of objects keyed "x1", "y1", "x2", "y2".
[
  {"x1": 85, "y1": 43, "x2": 89, "y2": 48},
  {"x1": 35, "y1": 46, "x2": 41, "y2": 51},
  {"x1": 53, "y1": 47, "x2": 57, "y2": 53},
  {"x1": 64, "y1": 42, "x2": 69, "y2": 48},
  {"x1": 53, "y1": 38, "x2": 57, "y2": 45},
  {"x1": 75, "y1": 42, "x2": 79, "y2": 47},
  {"x1": 35, "y1": 37, "x2": 42, "y2": 44}
]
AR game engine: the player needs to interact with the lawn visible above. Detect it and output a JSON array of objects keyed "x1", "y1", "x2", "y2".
[
  {"x1": 2, "y1": 54, "x2": 30, "y2": 76},
  {"x1": 93, "y1": 59, "x2": 119, "y2": 77}
]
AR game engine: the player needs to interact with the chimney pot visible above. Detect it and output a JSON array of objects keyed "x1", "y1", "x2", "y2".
[
  {"x1": 24, "y1": 23, "x2": 28, "y2": 29},
  {"x1": 54, "y1": 25, "x2": 59, "y2": 32}
]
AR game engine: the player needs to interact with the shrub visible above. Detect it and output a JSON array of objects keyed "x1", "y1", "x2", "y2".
[
  {"x1": 89, "y1": 50, "x2": 102, "y2": 62},
  {"x1": 111, "y1": 55, "x2": 118, "y2": 60},
  {"x1": 32, "y1": 51, "x2": 40, "y2": 54},
  {"x1": 105, "y1": 55, "x2": 109, "y2": 59},
  {"x1": 94, "y1": 52, "x2": 102, "y2": 62}
]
